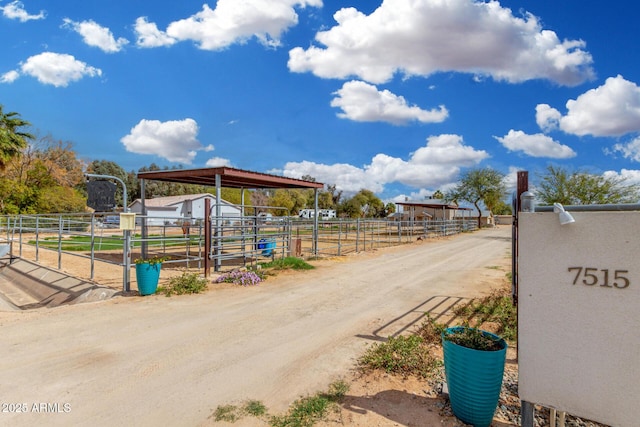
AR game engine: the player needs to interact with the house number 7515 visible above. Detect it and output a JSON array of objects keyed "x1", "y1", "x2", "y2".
[{"x1": 568, "y1": 267, "x2": 630, "y2": 289}]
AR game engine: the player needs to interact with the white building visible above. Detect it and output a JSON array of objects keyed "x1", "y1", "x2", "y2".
[{"x1": 129, "y1": 193, "x2": 241, "y2": 226}]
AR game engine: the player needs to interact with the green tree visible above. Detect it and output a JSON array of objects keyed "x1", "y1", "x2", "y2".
[
  {"x1": 384, "y1": 202, "x2": 396, "y2": 216},
  {"x1": 1, "y1": 136, "x2": 86, "y2": 214},
  {"x1": 36, "y1": 185, "x2": 86, "y2": 213},
  {"x1": 87, "y1": 160, "x2": 129, "y2": 206},
  {"x1": 317, "y1": 190, "x2": 334, "y2": 209},
  {"x1": 432, "y1": 190, "x2": 444, "y2": 199},
  {"x1": 268, "y1": 189, "x2": 309, "y2": 215},
  {"x1": 446, "y1": 168, "x2": 506, "y2": 228},
  {"x1": 536, "y1": 165, "x2": 639, "y2": 205},
  {"x1": 250, "y1": 189, "x2": 270, "y2": 211},
  {"x1": 0, "y1": 105, "x2": 34, "y2": 170},
  {"x1": 269, "y1": 189, "x2": 296, "y2": 215},
  {"x1": 219, "y1": 188, "x2": 252, "y2": 207},
  {"x1": 491, "y1": 200, "x2": 512, "y2": 215},
  {"x1": 326, "y1": 184, "x2": 343, "y2": 206},
  {"x1": 338, "y1": 189, "x2": 385, "y2": 218}
]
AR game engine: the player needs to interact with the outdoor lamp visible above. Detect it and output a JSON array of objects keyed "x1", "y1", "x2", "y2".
[
  {"x1": 520, "y1": 191, "x2": 535, "y2": 212},
  {"x1": 553, "y1": 203, "x2": 575, "y2": 225}
]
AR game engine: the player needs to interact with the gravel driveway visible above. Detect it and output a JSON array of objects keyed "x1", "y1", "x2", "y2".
[{"x1": 0, "y1": 225, "x2": 511, "y2": 426}]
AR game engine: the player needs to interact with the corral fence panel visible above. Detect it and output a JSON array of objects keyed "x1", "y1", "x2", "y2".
[{"x1": 1, "y1": 213, "x2": 478, "y2": 283}]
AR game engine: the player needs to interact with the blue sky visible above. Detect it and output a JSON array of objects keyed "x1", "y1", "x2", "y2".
[{"x1": 2, "y1": 0, "x2": 640, "y2": 202}]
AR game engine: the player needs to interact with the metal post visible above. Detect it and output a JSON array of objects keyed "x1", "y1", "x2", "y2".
[
  {"x1": 521, "y1": 400, "x2": 535, "y2": 427},
  {"x1": 215, "y1": 174, "x2": 222, "y2": 272},
  {"x1": 123, "y1": 228, "x2": 131, "y2": 292},
  {"x1": 19, "y1": 216, "x2": 22, "y2": 257},
  {"x1": 338, "y1": 220, "x2": 342, "y2": 256},
  {"x1": 241, "y1": 187, "x2": 246, "y2": 262},
  {"x1": 140, "y1": 179, "x2": 147, "y2": 259},
  {"x1": 198, "y1": 221, "x2": 203, "y2": 270},
  {"x1": 84, "y1": 173, "x2": 130, "y2": 293},
  {"x1": 313, "y1": 188, "x2": 319, "y2": 256},
  {"x1": 90, "y1": 214, "x2": 95, "y2": 280},
  {"x1": 204, "y1": 197, "x2": 211, "y2": 277},
  {"x1": 58, "y1": 215, "x2": 63, "y2": 270},
  {"x1": 35, "y1": 216, "x2": 39, "y2": 261}
]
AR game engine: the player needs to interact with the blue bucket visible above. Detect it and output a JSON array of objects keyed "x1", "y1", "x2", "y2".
[
  {"x1": 258, "y1": 238, "x2": 276, "y2": 256},
  {"x1": 442, "y1": 327, "x2": 507, "y2": 427}
]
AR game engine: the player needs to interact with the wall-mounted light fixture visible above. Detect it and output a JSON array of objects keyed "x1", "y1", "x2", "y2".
[
  {"x1": 520, "y1": 191, "x2": 535, "y2": 212},
  {"x1": 553, "y1": 203, "x2": 575, "y2": 225}
]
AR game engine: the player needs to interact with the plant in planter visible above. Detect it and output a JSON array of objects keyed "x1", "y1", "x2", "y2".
[
  {"x1": 134, "y1": 256, "x2": 168, "y2": 295},
  {"x1": 442, "y1": 325, "x2": 507, "y2": 427}
]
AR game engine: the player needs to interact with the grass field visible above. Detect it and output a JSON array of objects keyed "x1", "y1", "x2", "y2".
[{"x1": 30, "y1": 234, "x2": 202, "y2": 251}]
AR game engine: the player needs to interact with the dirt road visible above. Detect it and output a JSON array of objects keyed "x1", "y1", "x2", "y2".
[{"x1": 0, "y1": 226, "x2": 511, "y2": 426}]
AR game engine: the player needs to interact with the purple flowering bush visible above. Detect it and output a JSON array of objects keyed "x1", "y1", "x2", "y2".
[{"x1": 214, "y1": 270, "x2": 264, "y2": 286}]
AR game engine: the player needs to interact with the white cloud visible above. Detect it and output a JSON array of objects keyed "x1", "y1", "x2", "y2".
[
  {"x1": 503, "y1": 166, "x2": 524, "y2": 195},
  {"x1": 283, "y1": 161, "x2": 384, "y2": 194},
  {"x1": 121, "y1": 118, "x2": 211, "y2": 164},
  {"x1": 205, "y1": 157, "x2": 232, "y2": 167},
  {"x1": 535, "y1": 104, "x2": 562, "y2": 132},
  {"x1": 20, "y1": 52, "x2": 102, "y2": 87},
  {"x1": 496, "y1": 129, "x2": 576, "y2": 158},
  {"x1": 62, "y1": 18, "x2": 129, "y2": 53},
  {"x1": 330, "y1": 80, "x2": 448, "y2": 125},
  {"x1": 553, "y1": 75, "x2": 640, "y2": 137},
  {"x1": 283, "y1": 134, "x2": 488, "y2": 194},
  {"x1": 164, "y1": 0, "x2": 322, "y2": 51},
  {"x1": 603, "y1": 169, "x2": 640, "y2": 187},
  {"x1": 288, "y1": 0, "x2": 594, "y2": 85},
  {"x1": 1, "y1": 1, "x2": 45, "y2": 22},
  {"x1": 610, "y1": 136, "x2": 640, "y2": 162},
  {"x1": 120, "y1": 119, "x2": 211, "y2": 164},
  {"x1": 0, "y1": 70, "x2": 20, "y2": 83},
  {"x1": 134, "y1": 17, "x2": 177, "y2": 48}
]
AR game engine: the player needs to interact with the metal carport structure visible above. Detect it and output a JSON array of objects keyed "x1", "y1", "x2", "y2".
[
  {"x1": 137, "y1": 167, "x2": 324, "y2": 275},
  {"x1": 396, "y1": 201, "x2": 472, "y2": 221}
]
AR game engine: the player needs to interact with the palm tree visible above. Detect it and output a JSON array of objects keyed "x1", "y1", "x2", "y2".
[{"x1": 0, "y1": 105, "x2": 34, "y2": 170}]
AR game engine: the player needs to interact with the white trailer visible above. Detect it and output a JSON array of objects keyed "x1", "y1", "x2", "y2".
[{"x1": 299, "y1": 209, "x2": 336, "y2": 220}]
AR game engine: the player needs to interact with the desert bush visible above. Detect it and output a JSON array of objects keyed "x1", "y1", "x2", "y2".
[
  {"x1": 358, "y1": 335, "x2": 439, "y2": 378},
  {"x1": 159, "y1": 271, "x2": 208, "y2": 296}
]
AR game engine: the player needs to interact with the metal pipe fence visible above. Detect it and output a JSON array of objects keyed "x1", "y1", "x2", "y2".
[
  {"x1": 0, "y1": 213, "x2": 478, "y2": 282},
  {"x1": 291, "y1": 218, "x2": 477, "y2": 257}
]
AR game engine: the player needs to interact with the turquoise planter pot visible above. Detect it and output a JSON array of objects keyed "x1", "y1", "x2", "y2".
[
  {"x1": 135, "y1": 262, "x2": 161, "y2": 295},
  {"x1": 442, "y1": 327, "x2": 507, "y2": 427}
]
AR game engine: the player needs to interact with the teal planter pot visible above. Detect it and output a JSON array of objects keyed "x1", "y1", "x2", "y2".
[
  {"x1": 442, "y1": 327, "x2": 507, "y2": 427},
  {"x1": 135, "y1": 262, "x2": 162, "y2": 295}
]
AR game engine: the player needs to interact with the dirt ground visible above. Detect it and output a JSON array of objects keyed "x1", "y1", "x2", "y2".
[{"x1": 0, "y1": 226, "x2": 513, "y2": 427}]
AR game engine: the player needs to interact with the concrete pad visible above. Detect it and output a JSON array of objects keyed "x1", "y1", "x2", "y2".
[{"x1": 0, "y1": 258, "x2": 116, "y2": 309}]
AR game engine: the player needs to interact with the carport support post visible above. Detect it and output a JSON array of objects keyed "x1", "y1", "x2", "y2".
[
  {"x1": 141, "y1": 178, "x2": 147, "y2": 259},
  {"x1": 204, "y1": 198, "x2": 211, "y2": 277},
  {"x1": 215, "y1": 174, "x2": 222, "y2": 272},
  {"x1": 313, "y1": 188, "x2": 319, "y2": 256}
]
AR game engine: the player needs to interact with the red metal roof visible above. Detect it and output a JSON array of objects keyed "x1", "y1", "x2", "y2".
[{"x1": 137, "y1": 167, "x2": 324, "y2": 189}]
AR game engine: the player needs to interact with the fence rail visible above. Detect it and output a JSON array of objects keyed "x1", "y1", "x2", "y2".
[{"x1": 1, "y1": 214, "x2": 478, "y2": 284}]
